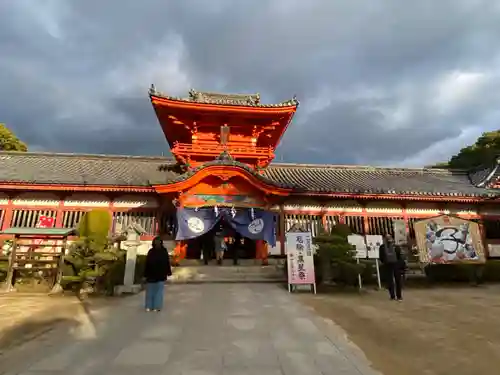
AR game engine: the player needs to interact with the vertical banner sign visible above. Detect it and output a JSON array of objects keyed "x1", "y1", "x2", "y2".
[{"x1": 286, "y1": 231, "x2": 316, "y2": 293}]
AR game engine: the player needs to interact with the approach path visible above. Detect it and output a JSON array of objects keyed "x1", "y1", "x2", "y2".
[{"x1": 1, "y1": 283, "x2": 381, "y2": 375}]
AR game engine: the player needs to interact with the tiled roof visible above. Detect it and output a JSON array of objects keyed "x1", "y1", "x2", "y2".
[
  {"x1": 149, "y1": 86, "x2": 299, "y2": 108},
  {"x1": 263, "y1": 163, "x2": 496, "y2": 197},
  {"x1": 468, "y1": 159, "x2": 500, "y2": 187},
  {"x1": 0, "y1": 151, "x2": 497, "y2": 198},
  {"x1": 0, "y1": 152, "x2": 176, "y2": 186}
]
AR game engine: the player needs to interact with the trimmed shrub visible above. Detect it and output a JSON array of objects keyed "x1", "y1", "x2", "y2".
[{"x1": 314, "y1": 225, "x2": 364, "y2": 286}]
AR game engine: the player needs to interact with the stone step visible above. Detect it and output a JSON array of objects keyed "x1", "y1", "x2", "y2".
[
  {"x1": 179, "y1": 258, "x2": 284, "y2": 267},
  {"x1": 168, "y1": 265, "x2": 286, "y2": 284}
]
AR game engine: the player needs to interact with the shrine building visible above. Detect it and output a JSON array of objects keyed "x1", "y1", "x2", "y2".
[{"x1": 1, "y1": 86, "x2": 500, "y2": 264}]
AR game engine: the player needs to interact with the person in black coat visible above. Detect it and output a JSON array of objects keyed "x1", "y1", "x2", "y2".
[
  {"x1": 379, "y1": 234, "x2": 404, "y2": 301},
  {"x1": 143, "y1": 236, "x2": 172, "y2": 312}
]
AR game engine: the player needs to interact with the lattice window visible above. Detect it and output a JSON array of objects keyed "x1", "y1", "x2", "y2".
[
  {"x1": 114, "y1": 210, "x2": 156, "y2": 235},
  {"x1": 158, "y1": 211, "x2": 176, "y2": 236},
  {"x1": 367, "y1": 216, "x2": 404, "y2": 236},
  {"x1": 11, "y1": 209, "x2": 56, "y2": 228},
  {"x1": 62, "y1": 211, "x2": 87, "y2": 229},
  {"x1": 284, "y1": 214, "x2": 323, "y2": 237},
  {"x1": 324, "y1": 215, "x2": 364, "y2": 235}
]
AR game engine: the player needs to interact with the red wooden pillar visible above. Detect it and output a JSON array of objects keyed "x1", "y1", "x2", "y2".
[
  {"x1": 173, "y1": 240, "x2": 187, "y2": 266},
  {"x1": 154, "y1": 208, "x2": 161, "y2": 235},
  {"x1": 256, "y1": 239, "x2": 268, "y2": 265},
  {"x1": 1, "y1": 198, "x2": 14, "y2": 231},
  {"x1": 321, "y1": 213, "x2": 328, "y2": 233},
  {"x1": 55, "y1": 197, "x2": 65, "y2": 228},
  {"x1": 108, "y1": 198, "x2": 115, "y2": 233},
  {"x1": 279, "y1": 204, "x2": 286, "y2": 256},
  {"x1": 362, "y1": 206, "x2": 370, "y2": 235}
]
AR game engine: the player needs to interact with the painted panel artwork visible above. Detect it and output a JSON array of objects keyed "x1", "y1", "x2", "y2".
[
  {"x1": 414, "y1": 215, "x2": 485, "y2": 264},
  {"x1": 181, "y1": 194, "x2": 267, "y2": 208}
]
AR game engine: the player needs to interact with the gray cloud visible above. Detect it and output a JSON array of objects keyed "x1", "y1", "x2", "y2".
[{"x1": 1, "y1": 0, "x2": 500, "y2": 166}]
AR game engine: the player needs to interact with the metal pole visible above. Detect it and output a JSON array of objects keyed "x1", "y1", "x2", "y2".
[
  {"x1": 357, "y1": 257, "x2": 363, "y2": 289},
  {"x1": 375, "y1": 258, "x2": 382, "y2": 289}
]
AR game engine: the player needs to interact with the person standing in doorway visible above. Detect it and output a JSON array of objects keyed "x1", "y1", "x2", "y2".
[
  {"x1": 232, "y1": 234, "x2": 241, "y2": 265},
  {"x1": 379, "y1": 234, "x2": 404, "y2": 301},
  {"x1": 143, "y1": 236, "x2": 172, "y2": 312},
  {"x1": 214, "y1": 231, "x2": 226, "y2": 265}
]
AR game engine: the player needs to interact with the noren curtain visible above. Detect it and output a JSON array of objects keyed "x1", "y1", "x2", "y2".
[{"x1": 175, "y1": 207, "x2": 276, "y2": 246}]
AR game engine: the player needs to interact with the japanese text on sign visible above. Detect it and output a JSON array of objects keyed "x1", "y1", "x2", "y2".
[{"x1": 286, "y1": 232, "x2": 315, "y2": 285}]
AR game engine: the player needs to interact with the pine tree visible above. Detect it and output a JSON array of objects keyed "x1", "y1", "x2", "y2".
[
  {"x1": 64, "y1": 210, "x2": 123, "y2": 297},
  {"x1": 314, "y1": 224, "x2": 364, "y2": 286}
]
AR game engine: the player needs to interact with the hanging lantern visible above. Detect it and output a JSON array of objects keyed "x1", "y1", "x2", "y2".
[
  {"x1": 250, "y1": 207, "x2": 255, "y2": 220},
  {"x1": 231, "y1": 206, "x2": 236, "y2": 218},
  {"x1": 214, "y1": 205, "x2": 219, "y2": 216}
]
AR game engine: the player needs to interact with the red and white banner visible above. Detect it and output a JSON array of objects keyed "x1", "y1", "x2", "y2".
[{"x1": 286, "y1": 231, "x2": 315, "y2": 286}]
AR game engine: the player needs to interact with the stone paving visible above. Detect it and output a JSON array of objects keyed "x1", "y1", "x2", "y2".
[{"x1": 1, "y1": 284, "x2": 382, "y2": 375}]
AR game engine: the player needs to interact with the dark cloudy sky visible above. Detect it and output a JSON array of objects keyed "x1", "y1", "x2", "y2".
[{"x1": 1, "y1": 1, "x2": 500, "y2": 166}]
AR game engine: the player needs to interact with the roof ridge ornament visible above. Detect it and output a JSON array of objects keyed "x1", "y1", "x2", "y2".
[{"x1": 216, "y1": 150, "x2": 234, "y2": 162}]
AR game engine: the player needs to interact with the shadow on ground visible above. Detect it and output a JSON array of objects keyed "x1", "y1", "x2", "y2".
[{"x1": 0, "y1": 317, "x2": 79, "y2": 353}]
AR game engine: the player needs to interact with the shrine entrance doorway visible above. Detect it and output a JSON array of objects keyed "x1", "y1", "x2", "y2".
[
  {"x1": 184, "y1": 218, "x2": 257, "y2": 260},
  {"x1": 153, "y1": 163, "x2": 292, "y2": 265}
]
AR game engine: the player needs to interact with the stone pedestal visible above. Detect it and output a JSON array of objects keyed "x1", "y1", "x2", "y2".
[
  {"x1": 123, "y1": 240, "x2": 138, "y2": 288},
  {"x1": 116, "y1": 232, "x2": 143, "y2": 295}
]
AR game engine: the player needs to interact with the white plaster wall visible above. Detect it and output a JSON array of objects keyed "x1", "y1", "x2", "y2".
[
  {"x1": 446, "y1": 204, "x2": 478, "y2": 216},
  {"x1": 0, "y1": 193, "x2": 8, "y2": 205},
  {"x1": 64, "y1": 193, "x2": 110, "y2": 207},
  {"x1": 324, "y1": 200, "x2": 363, "y2": 213},
  {"x1": 406, "y1": 202, "x2": 440, "y2": 215},
  {"x1": 113, "y1": 194, "x2": 159, "y2": 208},
  {"x1": 283, "y1": 204, "x2": 322, "y2": 212},
  {"x1": 365, "y1": 202, "x2": 403, "y2": 214},
  {"x1": 12, "y1": 192, "x2": 60, "y2": 206}
]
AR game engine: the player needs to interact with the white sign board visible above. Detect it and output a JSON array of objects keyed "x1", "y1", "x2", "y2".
[
  {"x1": 348, "y1": 234, "x2": 382, "y2": 259},
  {"x1": 365, "y1": 235, "x2": 383, "y2": 258},
  {"x1": 347, "y1": 234, "x2": 382, "y2": 289},
  {"x1": 286, "y1": 231, "x2": 316, "y2": 292},
  {"x1": 347, "y1": 234, "x2": 368, "y2": 258}
]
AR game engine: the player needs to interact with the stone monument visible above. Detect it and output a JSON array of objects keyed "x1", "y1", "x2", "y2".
[{"x1": 114, "y1": 222, "x2": 145, "y2": 295}]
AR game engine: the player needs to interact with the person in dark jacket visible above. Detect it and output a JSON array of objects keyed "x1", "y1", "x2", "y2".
[
  {"x1": 143, "y1": 236, "x2": 172, "y2": 312},
  {"x1": 379, "y1": 234, "x2": 404, "y2": 301}
]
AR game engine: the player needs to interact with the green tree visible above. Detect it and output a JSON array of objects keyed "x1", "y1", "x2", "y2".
[
  {"x1": 0, "y1": 123, "x2": 28, "y2": 151},
  {"x1": 440, "y1": 130, "x2": 500, "y2": 169},
  {"x1": 64, "y1": 209, "x2": 124, "y2": 298},
  {"x1": 313, "y1": 224, "x2": 364, "y2": 286}
]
